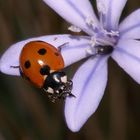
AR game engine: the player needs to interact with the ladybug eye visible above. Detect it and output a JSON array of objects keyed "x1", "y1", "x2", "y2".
[
  {"x1": 40, "y1": 65, "x2": 50, "y2": 75},
  {"x1": 38, "y1": 48, "x2": 47, "y2": 55}
]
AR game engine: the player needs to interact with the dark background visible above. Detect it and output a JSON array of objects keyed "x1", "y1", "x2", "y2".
[{"x1": 0, "y1": 0, "x2": 140, "y2": 140}]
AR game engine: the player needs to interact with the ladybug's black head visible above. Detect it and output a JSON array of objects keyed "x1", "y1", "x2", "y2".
[{"x1": 43, "y1": 71, "x2": 74, "y2": 102}]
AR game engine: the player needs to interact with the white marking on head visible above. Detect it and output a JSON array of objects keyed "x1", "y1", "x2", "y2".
[
  {"x1": 61, "y1": 76, "x2": 67, "y2": 83},
  {"x1": 47, "y1": 87, "x2": 54, "y2": 94},
  {"x1": 43, "y1": 75, "x2": 47, "y2": 80}
]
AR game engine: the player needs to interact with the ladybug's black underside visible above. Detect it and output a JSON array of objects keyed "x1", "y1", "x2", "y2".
[{"x1": 19, "y1": 64, "x2": 74, "y2": 102}]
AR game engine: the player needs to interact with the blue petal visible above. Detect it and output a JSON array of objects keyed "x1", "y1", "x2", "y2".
[
  {"x1": 65, "y1": 56, "x2": 108, "y2": 132},
  {"x1": 0, "y1": 35, "x2": 90, "y2": 75},
  {"x1": 119, "y1": 9, "x2": 140, "y2": 39},
  {"x1": 43, "y1": 0, "x2": 99, "y2": 35},
  {"x1": 96, "y1": 0, "x2": 127, "y2": 30},
  {"x1": 112, "y1": 39, "x2": 140, "y2": 84}
]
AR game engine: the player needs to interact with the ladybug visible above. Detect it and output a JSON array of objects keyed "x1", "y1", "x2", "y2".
[{"x1": 12, "y1": 41, "x2": 74, "y2": 102}]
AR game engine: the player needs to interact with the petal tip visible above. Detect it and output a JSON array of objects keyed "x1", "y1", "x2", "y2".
[
  {"x1": 0, "y1": 56, "x2": 20, "y2": 76},
  {"x1": 68, "y1": 126, "x2": 81, "y2": 133},
  {"x1": 65, "y1": 118, "x2": 82, "y2": 132},
  {"x1": 0, "y1": 57, "x2": 7, "y2": 74}
]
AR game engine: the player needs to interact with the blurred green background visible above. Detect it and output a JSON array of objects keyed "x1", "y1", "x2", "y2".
[{"x1": 0, "y1": 0, "x2": 140, "y2": 140}]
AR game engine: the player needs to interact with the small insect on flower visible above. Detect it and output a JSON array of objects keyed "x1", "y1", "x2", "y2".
[{"x1": 11, "y1": 41, "x2": 74, "y2": 103}]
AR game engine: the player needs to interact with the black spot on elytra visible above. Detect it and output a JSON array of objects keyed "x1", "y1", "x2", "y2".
[
  {"x1": 38, "y1": 48, "x2": 47, "y2": 55},
  {"x1": 24, "y1": 60, "x2": 31, "y2": 69},
  {"x1": 26, "y1": 77, "x2": 30, "y2": 81},
  {"x1": 40, "y1": 65, "x2": 50, "y2": 75},
  {"x1": 54, "y1": 52, "x2": 59, "y2": 56}
]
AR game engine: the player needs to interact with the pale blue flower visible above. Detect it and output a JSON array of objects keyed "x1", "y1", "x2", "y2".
[{"x1": 1, "y1": 0, "x2": 140, "y2": 132}]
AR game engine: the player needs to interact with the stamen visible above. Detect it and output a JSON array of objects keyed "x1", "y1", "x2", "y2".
[
  {"x1": 103, "y1": 29, "x2": 119, "y2": 37},
  {"x1": 85, "y1": 16, "x2": 99, "y2": 35},
  {"x1": 97, "y1": 0, "x2": 106, "y2": 15},
  {"x1": 110, "y1": 30, "x2": 120, "y2": 37},
  {"x1": 96, "y1": 37, "x2": 114, "y2": 46},
  {"x1": 68, "y1": 25, "x2": 81, "y2": 33},
  {"x1": 86, "y1": 36, "x2": 97, "y2": 55},
  {"x1": 89, "y1": 36, "x2": 97, "y2": 47},
  {"x1": 85, "y1": 17, "x2": 95, "y2": 27},
  {"x1": 86, "y1": 48, "x2": 94, "y2": 55},
  {"x1": 96, "y1": 0, "x2": 107, "y2": 29}
]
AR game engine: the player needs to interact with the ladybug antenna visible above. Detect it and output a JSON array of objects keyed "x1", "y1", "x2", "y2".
[{"x1": 58, "y1": 42, "x2": 69, "y2": 52}]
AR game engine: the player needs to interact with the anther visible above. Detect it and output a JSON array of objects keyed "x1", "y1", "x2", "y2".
[
  {"x1": 97, "y1": 0, "x2": 107, "y2": 14},
  {"x1": 68, "y1": 25, "x2": 81, "y2": 33},
  {"x1": 85, "y1": 17, "x2": 98, "y2": 31},
  {"x1": 89, "y1": 36, "x2": 97, "y2": 47},
  {"x1": 103, "y1": 29, "x2": 120, "y2": 37}
]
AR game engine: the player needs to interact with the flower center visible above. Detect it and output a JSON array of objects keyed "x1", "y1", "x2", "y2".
[
  {"x1": 95, "y1": 45, "x2": 114, "y2": 55},
  {"x1": 87, "y1": 27, "x2": 119, "y2": 56}
]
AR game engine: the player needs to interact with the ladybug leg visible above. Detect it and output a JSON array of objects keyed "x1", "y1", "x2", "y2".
[
  {"x1": 58, "y1": 42, "x2": 69, "y2": 52},
  {"x1": 10, "y1": 65, "x2": 24, "y2": 77},
  {"x1": 61, "y1": 80, "x2": 76, "y2": 99},
  {"x1": 10, "y1": 65, "x2": 20, "y2": 68},
  {"x1": 48, "y1": 93, "x2": 58, "y2": 103},
  {"x1": 61, "y1": 91, "x2": 75, "y2": 100}
]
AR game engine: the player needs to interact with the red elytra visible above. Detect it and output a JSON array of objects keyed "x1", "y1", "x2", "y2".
[{"x1": 20, "y1": 41, "x2": 64, "y2": 88}]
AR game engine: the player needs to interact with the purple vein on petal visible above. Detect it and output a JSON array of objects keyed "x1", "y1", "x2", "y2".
[
  {"x1": 106, "y1": 0, "x2": 112, "y2": 29},
  {"x1": 66, "y1": 0, "x2": 98, "y2": 33},
  {"x1": 120, "y1": 23, "x2": 140, "y2": 36},
  {"x1": 115, "y1": 47, "x2": 140, "y2": 62},
  {"x1": 64, "y1": 43, "x2": 89, "y2": 50},
  {"x1": 76, "y1": 57, "x2": 102, "y2": 108},
  {"x1": 67, "y1": 0, "x2": 85, "y2": 19}
]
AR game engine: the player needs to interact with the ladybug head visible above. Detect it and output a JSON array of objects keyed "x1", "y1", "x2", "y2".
[{"x1": 43, "y1": 71, "x2": 74, "y2": 102}]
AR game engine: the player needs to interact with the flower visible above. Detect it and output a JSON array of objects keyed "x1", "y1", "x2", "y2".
[{"x1": 1, "y1": 0, "x2": 140, "y2": 132}]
